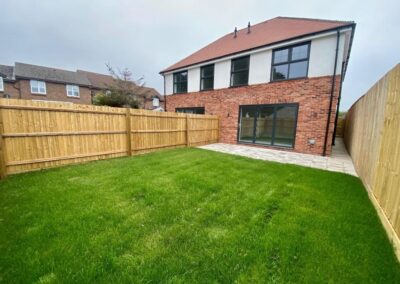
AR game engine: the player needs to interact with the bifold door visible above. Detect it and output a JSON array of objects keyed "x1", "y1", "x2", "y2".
[{"x1": 238, "y1": 104, "x2": 298, "y2": 148}]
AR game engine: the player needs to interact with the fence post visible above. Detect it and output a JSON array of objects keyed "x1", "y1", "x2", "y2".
[
  {"x1": 217, "y1": 117, "x2": 220, "y2": 143},
  {"x1": 126, "y1": 108, "x2": 132, "y2": 156},
  {"x1": 0, "y1": 104, "x2": 7, "y2": 178},
  {"x1": 186, "y1": 115, "x2": 190, "y2": 147}
]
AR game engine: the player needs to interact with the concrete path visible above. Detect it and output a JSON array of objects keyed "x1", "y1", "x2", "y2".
[{"x1": 199, "y1": 138, "x2": 357, "y2": 176}]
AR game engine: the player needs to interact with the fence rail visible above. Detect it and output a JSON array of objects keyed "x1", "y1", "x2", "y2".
[
  {"x1": 344, "y1": 64, "x2": 400, "y2": 257},
  {"x1": 0, "y1": 99, "x2": 219, "y2": 177}
]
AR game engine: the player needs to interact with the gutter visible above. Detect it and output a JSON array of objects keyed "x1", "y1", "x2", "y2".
[{"x1": 322, "y1": 29, "x2": 340, "y2": 156}]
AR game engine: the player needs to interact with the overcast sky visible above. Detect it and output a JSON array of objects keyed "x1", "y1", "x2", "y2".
[{"x1": 1, "y1": 0, "x2": 399, "y2": 110}]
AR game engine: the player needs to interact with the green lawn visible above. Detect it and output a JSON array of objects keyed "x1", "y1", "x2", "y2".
[{"x1": 0, "y1": 148, "x2": 399, "y2": 283}]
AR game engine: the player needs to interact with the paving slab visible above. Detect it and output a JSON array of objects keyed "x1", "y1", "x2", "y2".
[{"x1": 199, "y1": 138, "x2": 358, "y2": 176}]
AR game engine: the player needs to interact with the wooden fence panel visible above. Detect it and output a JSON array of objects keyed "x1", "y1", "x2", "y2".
[
  {"x1": 129, "y1": 109, "x2": 187, "y2": 154},
  {"x1": 373, "y1": 65, "x2": 400, "y2": 231},
  {"x1": 344, "y1": 64, "x2": 400, "y2": 256},
  {"x1": 187, "y1": 114, "x2": 219, "y2": 146},
  {"x1": 0, "y1": 99, "x2": 219, "y2": 177},
  {"x1": 335, "y1": 117, "x2": 345, "y2": 137}
]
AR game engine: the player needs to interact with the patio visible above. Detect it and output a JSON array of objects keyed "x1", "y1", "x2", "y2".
[{"x1": 199, "y1": 138, "x2": 357, "y2": 176}]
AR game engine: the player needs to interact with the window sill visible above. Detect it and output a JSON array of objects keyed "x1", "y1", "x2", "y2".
[
  {"x1": 229, "y1": 84, "x2": 249, "y2": 88},
  {"x1": 199, "y1": 88, "x2": 214, "y2": 92},
  {"x1": 270, "y1": 76, "x2": 308, "y2": 83},
  {"x1": 67, "y1": 95, "x2": 80, "y2": 99},
  {"x1": 31, "y1": 92, "x2": 47, "y2": 96}
]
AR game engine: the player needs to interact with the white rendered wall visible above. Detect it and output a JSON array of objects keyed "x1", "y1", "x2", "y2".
[
  {"x1": 164, "y1": 73, "x2": 173, "y2": 95},
  {"x1": 248, "y1": 50, "x2": 272, "y2": 85},
  {"x1": 214, "y1": 60, "x2": 231, "y2": 89},
  {"x1": 188, "y1": 68, "x2": 200, "y2": 92},
  {"x1": 164, "y1": 31, "x2": 350, "y2": 95},
  {"x1": 308, "y1": 33, "x2": 346, "y2": 77}
]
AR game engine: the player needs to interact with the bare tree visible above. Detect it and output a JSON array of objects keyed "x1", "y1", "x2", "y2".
[{"x1": 93, "y1": 64, "x2": 152, "y2": 108}]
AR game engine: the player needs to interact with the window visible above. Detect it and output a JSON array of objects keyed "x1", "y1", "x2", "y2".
[
  {"x1": 176, "y1": 107, "x2": 205, "y2": 114},
  {"x1": 239, "y1": 104, "x2": 298, "y2": 148},
  {"x1": 200, "y1": 64, "x2": 214, "y2": 91},
  {"x1": 66, "y1": 85, "x2": 80, "y2": 97},
  {"x1": 30, "y1": 80, "x2": 46, "y2": 95},
  {"x1": 271, "y1": 42, "x2": 310, "y2": 81},
  {"x1": 173, "y1": 71, "x2": 188, "y2": 94},
  {"x1": 230, "y1": 56, "x2": 250, "y2": 87},
  {"x1": 152, "y1": 97, "x2": 160, "y2": 107},
  {"x1": 0, "y1": 77, "x2": 3, "y2": 92}
]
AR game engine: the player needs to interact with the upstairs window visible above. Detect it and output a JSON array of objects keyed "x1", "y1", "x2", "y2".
[
  {"x1": 30, "y1": 80, "x2": 46, "y2": 95},
  {"x1": 230, "y1": 56, "x2": 250, "y2": 87},
  {"x1": 173, "y1": 71, "x2": 188, "y2": 94},
  {"x1": 200, "y1": 64, "x2": 214, "y2": 91},
  {"x1": 0, "y1": 77, "x2": 4, "y2": 92},
  {"x1": 66, "y1": 85, "x2": 80, "y2": 97},
  {"x1": 271, "y1": 42, "x2": 310, "y2": 81}
]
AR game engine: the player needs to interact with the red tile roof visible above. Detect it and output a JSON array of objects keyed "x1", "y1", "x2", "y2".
[{"x1": 161, "y1": 17, "x2": 354, "y2": 73}]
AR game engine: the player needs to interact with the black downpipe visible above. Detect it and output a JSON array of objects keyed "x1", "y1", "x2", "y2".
[
  {"x1": 323, "y1": 29, "x2": 340, "y2": 156},
  {"x1": 332, "y1": 24, "x2": 356, "y2": 145},
  {"x1": 332, "y1": 62, "x2": 345, "y2": 145}
]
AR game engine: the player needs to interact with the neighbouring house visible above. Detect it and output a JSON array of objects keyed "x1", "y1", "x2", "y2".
[
  {"x1": 77, "y1": 70, "x2": 164, "y2": 111},
  {"x1": 0, "y1": 62, "x2": 92, "y2": 104},
  {"x1": 160, "y1": 17, "x2": 356, "y2": 156},
  {"x1": 0, "y1": 62, "x2": 163, "y2": 110}
]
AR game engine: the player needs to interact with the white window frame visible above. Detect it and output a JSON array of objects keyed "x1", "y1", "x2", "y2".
[
  {"x1": 152, "y1": 97, "x2": 160, "y2": 107},
  {"x1": 30, "y1": 80, "x2": 46, "y2": 95},
  {"x1": 66, "y1": 85, "x2": 80, "y2": 98},
  {"x1": 0, "y1": 77, "x2": 4, "y2": 92}
]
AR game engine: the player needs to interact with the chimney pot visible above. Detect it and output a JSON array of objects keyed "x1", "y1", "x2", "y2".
[
  {"x1": 234, "y1": 27, "x2": 237, "y2": 38},
  {"x1": 247, "y1": 22, "x2": 251, "y2": 33}
]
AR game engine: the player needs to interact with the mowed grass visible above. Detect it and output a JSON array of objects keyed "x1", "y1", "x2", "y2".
[{"x1": 0, "y1": 148, "x2": 399, "y2": 283}]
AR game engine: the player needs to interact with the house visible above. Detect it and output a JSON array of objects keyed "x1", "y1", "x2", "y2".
[
  {"x1": 0, "y1": 62, "x2": 92, "y2": 104},
  {"x1": 0, "y1": 62, "x2": 163, "y2": 110},
  {"x1": 77, "y1": 70, "x2": 164, "y2": 111},
  {"x1": 160, "y1": 17, "x2": 356, "y2": 156}
]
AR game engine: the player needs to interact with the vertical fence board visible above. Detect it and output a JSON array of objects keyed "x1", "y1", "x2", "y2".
[{"x1": 0, "y1": 99, "x2": 219, "y2": 176}]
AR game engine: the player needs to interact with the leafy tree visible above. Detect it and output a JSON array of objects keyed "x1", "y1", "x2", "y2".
[{"x1": 93, "y1": 64, "x2": 150, "y2": 108}]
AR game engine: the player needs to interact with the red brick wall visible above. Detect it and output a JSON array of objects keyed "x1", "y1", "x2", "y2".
[
  {"x1": 1, "y1": 81, "x2": 21, "y2": 99},
  {"x1": 166, "y1": 75, "x2": 340, "y2": 156},
  {"x1": 18, "y1": 80, "x2": 92, "y2": 104}
]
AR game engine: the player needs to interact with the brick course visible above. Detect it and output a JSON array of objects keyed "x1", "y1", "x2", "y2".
[
  {"x1": 1, "y1": 81, "x2": 20, "y2": 99},
  {"x1": 166, "y1": 75, "x2": 340, "y2": 156}
]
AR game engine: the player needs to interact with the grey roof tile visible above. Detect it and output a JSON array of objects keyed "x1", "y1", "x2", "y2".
[
  {"x1": 14, "y1": 62, "x2": 91, "y2": 86},
  {"x1": 0, "y1": 65, "x2": 14, "y2": 80}
]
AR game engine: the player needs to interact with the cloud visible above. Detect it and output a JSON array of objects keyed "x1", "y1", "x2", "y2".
[{"x1": 0, "y1": 0, "x2": 399, "y2": 110}]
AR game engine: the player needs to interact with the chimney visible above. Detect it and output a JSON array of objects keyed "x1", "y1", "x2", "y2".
[
  {"x1": 247, "y1": 22, "x2": 251, "y2": 34},
  {"x1": 233, "y1": 27, "x2": 237, "y2": 38}
]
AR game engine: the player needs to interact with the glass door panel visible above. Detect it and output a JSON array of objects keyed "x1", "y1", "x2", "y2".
[
  {"x1": 239, "y1": 107, "x2": 256, "y2": 143},
  {"x1": 255, "y1": 106, "x2": 274, "y2": 145},
  {"x1": 273, "y1": 106, "x2": 297, "y2": 147}
]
